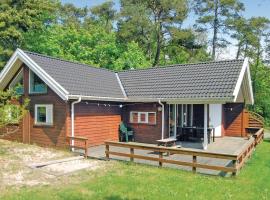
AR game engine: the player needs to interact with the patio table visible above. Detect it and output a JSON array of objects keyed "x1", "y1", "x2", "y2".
[{"x1": 156, "y1": 138, "x2": 177, "y2": 147}]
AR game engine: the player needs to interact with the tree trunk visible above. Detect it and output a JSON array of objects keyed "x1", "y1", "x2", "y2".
[
  {"x1": 236, "y1": 40, "x2": 242, "y2": 59},
  {"x1": 212, "y1": 0, "x2": 219, "y2": 60},
  {"x1": 252, "y1": 44, "x2": 261, "y2": 99},
  {"x1": 153, "y1": 23, "x2": 162, "y2": 67}
]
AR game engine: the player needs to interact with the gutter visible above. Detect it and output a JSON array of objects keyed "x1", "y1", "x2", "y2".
[
  {"x1": 158, "y1": 100, "x2": 165, "y2": 140},
  {"x1": 71, "y1": 96, "x2": 82, "y2": 150}
]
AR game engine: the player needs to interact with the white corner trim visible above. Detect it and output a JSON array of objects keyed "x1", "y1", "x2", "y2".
[
  {"x1": 246, "y1": 64, "x2": 254, "y2": 104},
  {"x1": 233, "y1": 58, "x2": 249, "y2": 102},
  {"x1": 0, "y1": 48, "x2": 69, "y2": 101},
  {"x1": 115, "y1": 73, "x2": 127, "y2": 98}
]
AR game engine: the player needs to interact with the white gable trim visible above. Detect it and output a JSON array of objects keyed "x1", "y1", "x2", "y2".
[
  {"x1": 115, "y1": 73, "x2": 127, "y2": 99},
  {"x1": 233, "y1": 58, "x2": 254, "y2": 104},
  {"x1": 0, "y1": 49, "x2": 69, "y2": 101}
]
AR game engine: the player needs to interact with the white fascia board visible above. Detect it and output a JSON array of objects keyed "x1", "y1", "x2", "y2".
[
  {"x1": 0, "y1": 49, "x2": 21, "y2": 87},
  {"x1": 67, "y1": 95, "x2": 127, "y2": 102},
  {"x1": 246, "y1": 64, "x2": 254, "y2": 105},
  {"x1": 0, "y1": 49, "x2": 69, "y2": 100},
  {"x1": 233, "y1": 58, "x2": 249, "y2": 102}
]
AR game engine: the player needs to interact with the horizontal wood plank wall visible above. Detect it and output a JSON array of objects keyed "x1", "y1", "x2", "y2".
[
  {"x1": 122, "y1": 103, "x2": 165, "y2": 144},
  {"x1": 224, "y1": 103, "x2": 246, "y2": 137},
  {"x1": 23, "y1": 65, "x2": 67, "y2": 147},
  {"x1": 0, "y1": 124, "x2": 23, "y2": 142},
  {"x1": 74, "y1": 102, "x2": 121, "y2": 146}
]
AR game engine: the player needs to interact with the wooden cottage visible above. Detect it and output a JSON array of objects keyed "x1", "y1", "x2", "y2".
[{"x1": 0, "y1": 49, "x2": 263, "y2": 150}]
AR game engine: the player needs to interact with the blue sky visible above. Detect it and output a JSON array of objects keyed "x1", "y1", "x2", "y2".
[
  {"x1": 61, "y1": 0, "x2": 270, "y2": 59},
  {"x1": 61, "y1": 0, "x2": 270, "y2": 18}
]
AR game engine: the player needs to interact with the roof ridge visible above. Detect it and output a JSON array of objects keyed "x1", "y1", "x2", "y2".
[
  {"x1": 22, "y1": 49, "x2": 115, "y2": 73},
  {"x1": 117, "y1": 59, "x2": 245, "y2": 73}
]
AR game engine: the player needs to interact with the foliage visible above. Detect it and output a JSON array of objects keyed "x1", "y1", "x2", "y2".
[
  {"x1": 118, "y1": 0, "x2": 191, "y2": 66},
  {"x1": 0, "y1": 0, "x2": 269, "y2": 122},
  {"x1": 1, "y1": 141, "x2": 270, "y2": 199},
  {"x1": 0, "y1": 89, "x2": 29, "y2": 131},
  {"x1": 193, "y1": 0, "x2": 244, "y2": 59},
  {"x1": 0, "y1": 0, "x2": 58, "y2": 69},
  {"x1": 114, "y1": 41, "x2": 151, "y2": 70}
]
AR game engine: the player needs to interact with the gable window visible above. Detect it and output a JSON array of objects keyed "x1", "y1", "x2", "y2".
[
  {"x1": 130, "y1": 111, "x2": 156, "y2": 125},
  {"x1": 9, "y1": 69, "x2": 24, "y2": 94},
  {"x1": 29, "y1": 70, "x2": 47, "y2": 94},
  {"x1": 35, "y1": 104, "x2": 53, "y2": 125}
]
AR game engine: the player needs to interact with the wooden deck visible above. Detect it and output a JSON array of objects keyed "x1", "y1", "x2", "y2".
[{"x1": 86, "y1": 135, "x2": 261, "y2": 176}]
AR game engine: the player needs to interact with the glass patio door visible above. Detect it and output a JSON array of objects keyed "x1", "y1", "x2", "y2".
[{"x1": 169, "y1": 104, "x2": 177, "y2": 138}]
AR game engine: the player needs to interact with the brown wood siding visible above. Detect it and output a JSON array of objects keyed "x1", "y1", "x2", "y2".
[
  {"x1": 224, "y1": 103, "x2": 247, "y2": 137},
  {"x1": 3, "y1": 64, "x2": 68, "y2": 147},
  {"x1": 0, "y1": 124, "x2": 23, "y2": 142},
  {"x1": 73, "y1": 102, "x2": 121, "y2": 146},
  {"x1": 122, "y1": 103, "x2": 164, "y2": 144}
]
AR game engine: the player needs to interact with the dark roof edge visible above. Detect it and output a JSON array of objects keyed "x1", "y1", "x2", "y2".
[{"x1": 117, "y1": 59, "x2": 245, "y2": 73}]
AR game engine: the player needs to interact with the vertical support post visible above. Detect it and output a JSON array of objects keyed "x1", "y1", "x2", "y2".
[
  {"x1": 192, "y1": 156, "x2": 197, "y2": 173},
  {"x1": 85, "y1": 139, "x2": 88, "y2": 158},
  {"x1": 159, "y1": 151, "x2": 163, "y2": 167},
  {"x1": 203, "y1": 104, "x2": 208, "y2": 150},
  {"x1": 105, "y1": 144, "x2": 110, "y2": 161},
  {"x1": 232, "y1": 160, "x2": 237, "y2": 176},
  {"x1": 192, "y1": 155, "x2": 197, "y2": 173},
  {"x1": 130, "y1": 148, "x2": 134, "y2": 162}
]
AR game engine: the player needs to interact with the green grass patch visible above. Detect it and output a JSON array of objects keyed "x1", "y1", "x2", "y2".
[{"x1": 1, "y1": 141, "x2": 270, "y2": 200}]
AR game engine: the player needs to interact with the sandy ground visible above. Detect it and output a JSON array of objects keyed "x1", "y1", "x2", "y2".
[
  {"x1": 264, "y1": 129, "x2": 270, "y2": 139},
  {"x1": 0, "y1": 139, "x2": 104, "y2": 190}
]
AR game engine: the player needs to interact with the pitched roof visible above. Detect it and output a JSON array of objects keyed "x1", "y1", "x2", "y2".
[
  {"x1": 24, "y1": 51, "x2": 125, "y2": 99},
  {"x1": 0, "y1": 49, "x2": 252, "y2": 103},
  {"x1": 118, "y1": 60, "x2": 244, "y2": 100}
]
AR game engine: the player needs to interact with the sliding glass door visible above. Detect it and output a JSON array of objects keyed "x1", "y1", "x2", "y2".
[{"x1": 169, "y1": 104, "x2": 177, "y2": 138}]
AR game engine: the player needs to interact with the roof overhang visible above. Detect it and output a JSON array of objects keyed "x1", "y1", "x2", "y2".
[
  {"x1": 0, "y1": 49, "x2": 69, "y2": 101},
  {"x1": 233, "y1": 58, "x2": 254, "y2": 105}
]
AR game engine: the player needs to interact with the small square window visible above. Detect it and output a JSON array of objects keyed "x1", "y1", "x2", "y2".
[
  {"x1": 35, "y1": 104, "x2": 53, "y2": 125},
  {"x1": 139, "y1": 112, "x2": 148, "y2": 123}
]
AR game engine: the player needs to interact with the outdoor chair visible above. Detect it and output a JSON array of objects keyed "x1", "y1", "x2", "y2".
[{"x1": 119, "y1": 122, "x2": 134, "y2": 142}]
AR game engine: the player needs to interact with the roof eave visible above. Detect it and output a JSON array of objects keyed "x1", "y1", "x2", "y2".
[{"x1": 0, "y1": 49, "x2": 69, "y2": 101}]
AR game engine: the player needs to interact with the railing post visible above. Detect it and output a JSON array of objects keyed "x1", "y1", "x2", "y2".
[
  {"x1": 105, "y1": 144, "x2": 110, "y2": 161},
  {"x1": 130, "y1": 148, "x2": 134, "y2": 162},
  {"x1": 85, "y1": 140, "x2": 88, "y2": 158},
  {"x1": 232, "y1": 159, "x2": 237, "y2": 176},
  {"x1": 159, "y1": 151, "x2": 163, "y2": 167},
  {"x1": 192, "y1": 155, "x2": 197, "y2": 173}
]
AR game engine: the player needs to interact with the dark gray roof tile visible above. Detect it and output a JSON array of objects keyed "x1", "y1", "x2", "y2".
[
  {"x1": 118, "y1": 60, "x2": 244, "y2": 100},
  {"x1": 24, "y1": 51, "x2": 125, "y2": 98}
]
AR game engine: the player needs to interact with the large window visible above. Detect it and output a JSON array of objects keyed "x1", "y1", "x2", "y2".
[
  {"x1": 34, "y1": 104, "x2": 53, "y2": 125},
  {"x1": 29, "y1": 70, "x2": 47, "y2": 94},
  {"x1": 130, "y1": 111, "x2": 156, "y2": 125},
  {"x1": 9, "y1": 69, "x2": 24, "y2": 94}
]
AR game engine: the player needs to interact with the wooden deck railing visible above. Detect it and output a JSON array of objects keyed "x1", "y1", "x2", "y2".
[
  {"x1": 66, "y1": 136, "x2": 89, "y2": 158},
  {"x1": 105, "y1": 128, "x2": 264, "y2": 176}
]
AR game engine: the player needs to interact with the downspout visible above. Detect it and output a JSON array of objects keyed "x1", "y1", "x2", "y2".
[
  {"x1": 158, "y1": 100, "x2": 165, "y2": 140},
  {"x1": 71, "y1": 96, "x2": 82, "y2": 150}
]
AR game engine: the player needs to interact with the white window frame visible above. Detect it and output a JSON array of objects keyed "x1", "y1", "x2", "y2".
[
  {"x1": 34, "y1": 104, "x2": 53, "y2": 125},
  {"x1": 130, "y1": 111, "x2": 156, "y2": 124}
]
